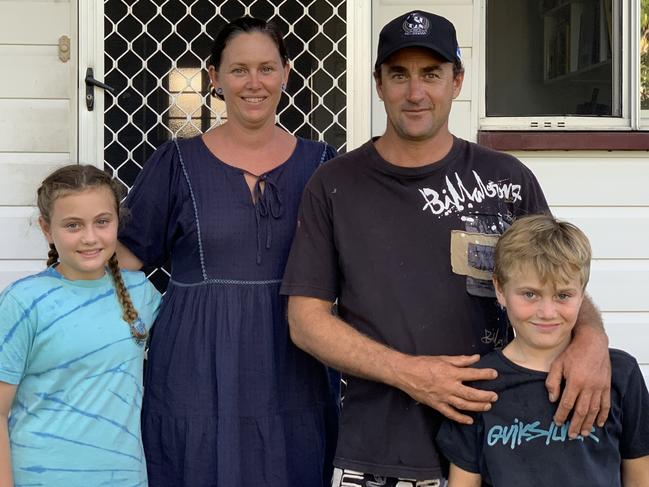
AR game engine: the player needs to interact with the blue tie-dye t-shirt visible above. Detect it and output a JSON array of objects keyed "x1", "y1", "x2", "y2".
[{"x1": 0, "y1": 267, "x2": 161, "y2": 486}]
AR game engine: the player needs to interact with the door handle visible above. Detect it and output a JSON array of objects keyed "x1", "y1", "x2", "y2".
[{"x1": 85, "y1": 68, "x2": 116, "y2": 111}]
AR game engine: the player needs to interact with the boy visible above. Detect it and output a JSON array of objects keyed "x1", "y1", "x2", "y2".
[{"x1": 436, "y1": 214, "x2": 649, "y2": 486}]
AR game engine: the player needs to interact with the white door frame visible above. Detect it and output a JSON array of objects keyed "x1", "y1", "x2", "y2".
[
  {"x1": 346, "y1": 0, "x2": 373, "y2": 151},
  {"x1": 78, "y1": 0, "x2": 105, "y2": 169}
]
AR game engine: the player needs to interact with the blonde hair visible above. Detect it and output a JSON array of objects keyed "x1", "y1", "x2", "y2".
[
  {"x1": 37, "y1": 164, "x2": 147, "y2": 343},
  {"x1": 493, "y1": 214, "x2": 591, "y2": 289}
]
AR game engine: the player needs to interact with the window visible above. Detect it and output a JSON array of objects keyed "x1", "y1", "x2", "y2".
[{"x1": 482, "y1": 0, "x2": 648, "y2": 132}]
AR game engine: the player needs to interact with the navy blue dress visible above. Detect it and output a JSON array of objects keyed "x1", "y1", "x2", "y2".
[{"x1": 119, "y1": 136, "x2": 339, "y2": 487}]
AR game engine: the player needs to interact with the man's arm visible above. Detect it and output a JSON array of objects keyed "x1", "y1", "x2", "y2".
[
  {"x1": 288, "y1": 296, "x2": 498, "y2": 424},
  {"x1": 546, "y1": 294, "x2": 610, "y2": 437},
  {"x1": 622, "y1": 456, "x2": 649, "y2": 487}
]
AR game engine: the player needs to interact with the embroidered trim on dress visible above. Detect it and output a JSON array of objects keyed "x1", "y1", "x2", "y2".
[
  {"x1": 318, "y1": 143, "x2": 329, "y2": 166},
  {"x1": 174, "y1": 139, "x2": 208, "y2": 282},
  {"x1": 170, "y1": 278, "x2": 282, "y2": 287}
]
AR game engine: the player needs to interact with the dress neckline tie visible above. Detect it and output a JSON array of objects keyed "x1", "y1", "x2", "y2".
[{"x1": 252, "y1": 173, "x2": 283, "y2": 264}]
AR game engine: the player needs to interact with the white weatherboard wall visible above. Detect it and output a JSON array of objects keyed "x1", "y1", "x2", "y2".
[
  {"x1": 0, "y1": 1, "x2": 75, "y2": 289},
  {"x1": 369, "y1": 1, "x2": 649, "y2": 379}
]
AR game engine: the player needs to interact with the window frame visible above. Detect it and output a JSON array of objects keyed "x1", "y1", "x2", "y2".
[{"x1": 479, "y1": 0, "x2": 649, "y2": 133}]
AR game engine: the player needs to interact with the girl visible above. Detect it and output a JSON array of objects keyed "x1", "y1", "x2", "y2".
[{"x1": 0, "y1": 165, "x2": 161, "y2": 486}]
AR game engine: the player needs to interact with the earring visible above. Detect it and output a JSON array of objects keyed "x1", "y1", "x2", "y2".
[
  {"x1": 215, "y1": 87, "x2": 224, "y2": 96},
  {"x1": 281, "y1": 83, "x2": 286, "y2": 92}
]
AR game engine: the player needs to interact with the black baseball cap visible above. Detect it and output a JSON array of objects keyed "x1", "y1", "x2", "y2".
[{"x1": 375, "y1": 10, "x2": 461, "y2": 70}]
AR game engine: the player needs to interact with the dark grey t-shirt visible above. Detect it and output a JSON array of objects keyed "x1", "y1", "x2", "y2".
[{"x1": 281, "y1": 137, "x2": 549, "y2": 479}]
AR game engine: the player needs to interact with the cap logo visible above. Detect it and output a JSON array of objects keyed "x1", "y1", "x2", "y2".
[{"x1": 402, "y1": 12, "x2": 429, "y2": 36}]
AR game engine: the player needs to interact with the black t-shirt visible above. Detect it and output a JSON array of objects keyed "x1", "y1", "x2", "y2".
[
  {"x1": 281, "y1": 137, "x2": 550, "y2": 479},
  {"x1": 436, "y1": 349, "x2": 649, "y2": 486}
]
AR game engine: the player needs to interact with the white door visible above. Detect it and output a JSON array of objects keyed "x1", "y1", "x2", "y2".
[{"x1": 0, "y1": 0, "x2": 78, "y2": 289}]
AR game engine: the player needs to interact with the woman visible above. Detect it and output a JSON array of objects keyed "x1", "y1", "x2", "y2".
[{"x1": 117, "y1": 17, "x2": 339, "y2": 487}]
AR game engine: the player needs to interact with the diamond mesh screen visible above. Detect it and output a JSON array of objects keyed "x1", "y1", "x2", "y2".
[{"x1": 104, "y1": 0, "x2": 347, "y2": 290}]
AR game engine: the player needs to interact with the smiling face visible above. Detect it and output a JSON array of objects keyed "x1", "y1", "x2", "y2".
[
  {"x1": 495, "y1": 265, "x2": 584, "y2": 360},
  {"x1": 209, "y1": 31, "x2": 289, "y2": 130},
  {"x1": 39, "y1": 186, "x2": 119, "y2": 281},
  {"x1": 375, "y1": 47, "x2": 463, "y2": 142}
]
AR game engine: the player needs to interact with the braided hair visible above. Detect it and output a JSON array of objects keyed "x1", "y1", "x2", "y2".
[{"x1": 37, "y1": 165, "x2": 147, "y2": 343}]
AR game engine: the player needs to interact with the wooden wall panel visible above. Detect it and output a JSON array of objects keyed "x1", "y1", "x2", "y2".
[
  {"x1": 604, "y1": 312, "x2": 649, "y2": 365},
  {"x1": 449, "y1": 101, "x2": 472, "y2": 143},
  {"x1": 0, "y1": 153, "x2": 69, "y2": 205},
  {"x1": 0, "y1": 207, "x2": 47, "y2": 259},
  {"x1": 0, "y1": 100, "x2": 69, "y2": 152},
  {"x1": 552, "y1": 207, "x2": 649, "y2": 259},
  {"x1": 0, "y1": 45, "x2": 69, "y2": 99},
  {"x1": 0, "y1": 2, "x2": 69, "y2": 45},
  {"x1": 521, "y1": 155, "x2": 649, "y2": 206},
  {"x1": 588, "y1": 261, "x2": 649, "y2": 312}
]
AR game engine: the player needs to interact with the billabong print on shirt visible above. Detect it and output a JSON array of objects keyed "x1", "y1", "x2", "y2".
[{"x1": 419, "y1": 170, "x2": 522, "y2": 217}]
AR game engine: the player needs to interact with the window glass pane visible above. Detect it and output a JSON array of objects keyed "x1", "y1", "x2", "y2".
[
  {"x1": 642, "y1": 0, "x2": 649, "y2": 112},
  {"x1": 486, "y1": 0, "x2": 621, "y2": 117}
]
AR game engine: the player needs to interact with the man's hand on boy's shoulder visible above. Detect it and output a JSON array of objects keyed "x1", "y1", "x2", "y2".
[{"x1": 546, "y1": 322, "x2": 611, "y2": 439}]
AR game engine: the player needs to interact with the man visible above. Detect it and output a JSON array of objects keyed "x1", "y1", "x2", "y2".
[{"x1": 281, "y1": 10, "x2": 610, "y2": 486}]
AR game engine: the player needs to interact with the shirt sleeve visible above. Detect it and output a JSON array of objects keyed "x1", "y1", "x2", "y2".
[
  {"x1": 119, "y1": 141, "x2": 184, "y2": 268},
  {"x1": 436, "y1": 416, "x2": 483, "y2": 474},
  {"x1": 280, "y1": 175, "x2": 340, "y2": 301},
  {"x1": 0, "y1": 290, "x2": 36, "y2": 385},
  {"x1": 142, "y1": 279, "x2": 162, "y2": 331},
  {"x1": 619, "y1": 359, "x2": 649, "y2": 459}
]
